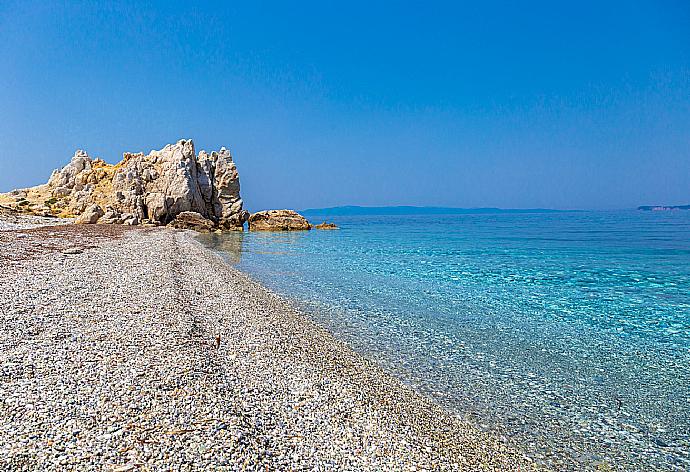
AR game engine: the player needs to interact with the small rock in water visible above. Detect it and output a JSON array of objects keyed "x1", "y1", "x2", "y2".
[
  {"x1": 653, "y1": 437, "x2": 670, "y2": 448},
  {"x1": 62, "y1": 247, "x2": 83, "y2": 255},
  {"x1": 314, "y1": 222, "x2": 339, "y2": 230}
]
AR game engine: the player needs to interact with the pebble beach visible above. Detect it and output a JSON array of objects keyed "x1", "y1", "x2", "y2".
[{"x1": 0, "y1": 219, "x2": 533, "y2": 471}]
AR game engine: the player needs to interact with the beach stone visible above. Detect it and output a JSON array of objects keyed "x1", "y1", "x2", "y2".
[
  {"x1": 248, "y1": 210, "x2": 312, "y2": 231},
  {"x1": 169, "y1": 211, "x2": 215, "y2": 232},
  {"x1": 98, "y1": 208, "x2": 122, "y2": 224},
  {"x1": 121, "y1": 213, "x2": 139, "y2": 226},
  {"x1": 74, "y1": 204, "x2": 103, "y2": 224}
]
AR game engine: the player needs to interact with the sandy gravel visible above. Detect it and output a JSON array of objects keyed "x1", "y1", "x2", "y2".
[
  {"x1": 0, "y1": 224, "x2": 535, "y2": 471},
  {"x1": 0, "y1": 207, "x2": 72, "y2": 231}
]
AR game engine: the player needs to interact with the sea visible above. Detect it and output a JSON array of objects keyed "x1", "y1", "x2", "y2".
[{"x1": 198, "y1": 210, "x2": 690, "y2": 470}]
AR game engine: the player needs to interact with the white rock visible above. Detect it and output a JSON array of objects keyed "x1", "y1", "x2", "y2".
[{"x1": 4, "y1": 139, "x2": 249, "y2": 230}]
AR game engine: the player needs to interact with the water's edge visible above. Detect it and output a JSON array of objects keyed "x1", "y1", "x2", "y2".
[
  {"x1": 197, "y1": 211, "x2": 690, "y2": 471},
  {"x1": 197, "y1": 238, "x2": 545, "y2": 466}
]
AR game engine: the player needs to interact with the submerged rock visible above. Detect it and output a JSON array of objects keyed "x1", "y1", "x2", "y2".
[
  {"x1": 248, "y1": 210, "x2": 312, "y2": 231},
  {"x1": 314, "y1": 222, "x2": 338, "y2": 230},
  {"x1": 0, "y1": 139, "x2": 249, "y2": 230}
]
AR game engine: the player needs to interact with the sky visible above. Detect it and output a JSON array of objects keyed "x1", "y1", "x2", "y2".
[{"x1": 0, "y1": 1, "x2": 688, "y2": 211}]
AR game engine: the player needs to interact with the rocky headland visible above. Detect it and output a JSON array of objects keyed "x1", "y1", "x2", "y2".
[
  {"x1": 0, "y1": 139, "x2": 249, "y2": 231},
  {"x1": 0, "y1": 139, "x2": 340, "y2": 233}
]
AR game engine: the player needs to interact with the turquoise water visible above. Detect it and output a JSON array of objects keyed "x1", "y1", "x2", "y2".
[{"x1": 198, "y1": 211, "x2": 690, "y2": 470}]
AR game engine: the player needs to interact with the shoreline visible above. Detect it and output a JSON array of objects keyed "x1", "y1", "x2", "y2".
[{"x1": 0, "y1": 222, "x2": 533, "y2": 470}]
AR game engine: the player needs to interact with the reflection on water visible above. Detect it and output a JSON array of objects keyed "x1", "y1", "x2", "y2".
[
  {"x1": 197, "y1": 230, "x2": 313, "y2": 264},
  {"x1": 197, "y1": 231, "x2": 245, "y2": 264},
  {"x1": 197, "y1": 212, "x2": 690, "y2": 471}
]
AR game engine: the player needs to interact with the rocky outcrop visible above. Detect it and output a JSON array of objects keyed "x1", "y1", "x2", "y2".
[
  {"x1": 0, "y1": 139, "x2": 249, "y2": 230},
  {"x1": 169, "y1": 211, "x2": 215, "y2": 232},
  {"x1": 314, "y1": 222, "x2": 338, "y2": 230},
  {"x1": 248, "y1": 210, "x2": 312, "y2": 231}
]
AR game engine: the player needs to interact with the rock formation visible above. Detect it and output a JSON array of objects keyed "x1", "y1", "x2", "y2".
[
  {"x1": 0, "y1": 139, "x2": 249, "y2": 230},
  {"x1": 248, "y1": 210, "x2": 312, "y2": 231}
]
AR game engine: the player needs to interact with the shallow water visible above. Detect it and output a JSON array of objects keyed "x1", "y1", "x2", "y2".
[{"x1": 198, "y1": 210, "x2": 690, "y2": 470}]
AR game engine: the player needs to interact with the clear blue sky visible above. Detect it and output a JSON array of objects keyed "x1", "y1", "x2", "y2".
[{"x1": 1, "y1": 1, "x2": 688, "y2": 211}]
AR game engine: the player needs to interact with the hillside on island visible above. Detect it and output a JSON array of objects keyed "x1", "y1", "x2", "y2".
[{"x1": 638, "y1": 204, "x2": 690, "y2": 211}]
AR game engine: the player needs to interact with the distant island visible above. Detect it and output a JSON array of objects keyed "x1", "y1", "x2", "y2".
[
  {"x1": 301, "y1": 205, "x2": 572, "y2": 216},
  {"x1": 638, "y1": 205, "x2": 690, "y2": 211}
]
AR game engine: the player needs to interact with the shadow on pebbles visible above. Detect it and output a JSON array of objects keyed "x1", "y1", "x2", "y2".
[{"x1": 0, "y1": 224, "x2": 535, "y2": 471}]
